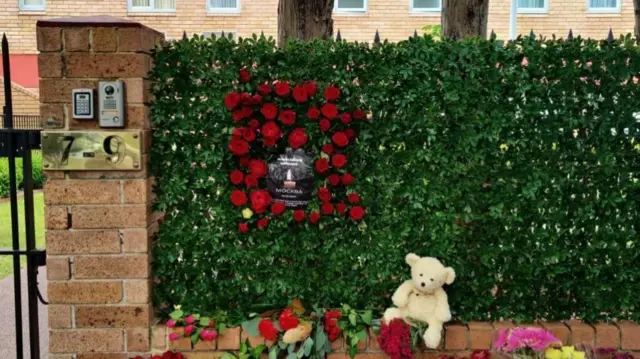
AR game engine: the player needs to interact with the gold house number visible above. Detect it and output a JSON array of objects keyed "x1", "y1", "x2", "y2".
[{"x1": 41, "y1": 131, "x2": 142, "y2": 171}]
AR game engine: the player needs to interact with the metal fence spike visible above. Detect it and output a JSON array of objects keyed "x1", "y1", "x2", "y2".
[
  {"x1": 607, "y1": 28, "x2": 614, "y2": 42},
  {"x1": 490, "y1": 30, "x2": 496, "y2": 41},
  {"x1": 568, "y1": 29, "x2": 573, "y2": 40},
  {"x1": 182, "y1": 31, "x2": 187, "y2": 40},
  {"x1": 530, "y1": 29, "x2": 535, "y2": 38},
  {"x1": 413, "y1": 29, "x2": 418, "y2": 38},
  {"x1": 336, "y1": 30, "x2": 342, "y2": 41},
  {"x1": 374, "y1": 30, "x2": 380, "y2": 44}
]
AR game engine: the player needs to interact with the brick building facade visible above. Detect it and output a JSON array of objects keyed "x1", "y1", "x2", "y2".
[{"x1": 2, "y1": 0, "x2": 637, "y2": 55}]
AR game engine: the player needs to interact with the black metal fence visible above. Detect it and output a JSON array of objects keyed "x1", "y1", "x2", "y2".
[{"x1": 0, "y1": 114, "x2": 40, "y2": 129}]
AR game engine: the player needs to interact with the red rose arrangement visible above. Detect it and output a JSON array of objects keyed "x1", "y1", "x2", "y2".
[
  {"x1": 377, "y1": 319, "x2": 413, "y2": 359},
  {"x1": 324, "y1": 310, "x2": 342, "y2": 341},
  {"x1": 257, "y1": 309, "x2": 301, "y2": 341},
  {"x1": 224, "y1": 69, "x2": 369, "y2": 233}
]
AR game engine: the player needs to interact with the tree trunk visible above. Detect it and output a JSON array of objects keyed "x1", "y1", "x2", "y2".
[
  {"x1": 635, "y1": 0, "x2": 640, "y2": 41},
  {"x1": 441, "y1": 0, "x2": 489, "y2": 40},
  {"x1": 278, "y1": 0, "x2": 334, "y2": 46}
]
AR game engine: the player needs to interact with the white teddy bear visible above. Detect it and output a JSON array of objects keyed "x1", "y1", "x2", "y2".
[{"x1": 383, "y1": 253, "x2": 456, "y2": 349}]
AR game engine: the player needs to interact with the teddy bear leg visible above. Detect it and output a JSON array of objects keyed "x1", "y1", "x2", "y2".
[
  {"x1": 423, "y1": 319, "x2": 443, "y2": 349},
  {"x1": 383, "y1": 307, "x2": 404, "y2": 323}
]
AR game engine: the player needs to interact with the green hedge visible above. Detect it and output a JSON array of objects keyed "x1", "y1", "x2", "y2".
[
  {"x1": 150, "y1": 34, "x2": 640, "y2": 322},
  {"x1": 0, "y1": 151, "x2": 44, "y2": 198}
]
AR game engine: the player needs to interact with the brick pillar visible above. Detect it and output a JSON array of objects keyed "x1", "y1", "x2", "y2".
[{"x1": 37, "y1": 16, "x2": 163, "y2": 358}]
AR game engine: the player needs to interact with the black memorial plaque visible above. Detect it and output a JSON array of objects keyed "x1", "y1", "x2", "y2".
[{"x1": 267, "y1": 148, "x2": 314, "y2": 208}]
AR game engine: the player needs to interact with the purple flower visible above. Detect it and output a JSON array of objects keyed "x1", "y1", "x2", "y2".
[
  {"x1": 493, "y1": 329, "x2": 509, "y2": 351},
  {"x1": 494, "y1": 327, "x2": 560, "y2": 353}
]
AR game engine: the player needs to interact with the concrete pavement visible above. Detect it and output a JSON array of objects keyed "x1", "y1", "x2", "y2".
[{"x1": 0, "y1": 267, "x2": 48, "y2": 359}]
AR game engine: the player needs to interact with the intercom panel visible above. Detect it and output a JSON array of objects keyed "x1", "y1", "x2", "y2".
[
  {"x1": 72, "y1": 89, "x2": 94, "y2": 120},
  {"x1": 98, "y1": 81, "x2": 125, "y2": 128}
]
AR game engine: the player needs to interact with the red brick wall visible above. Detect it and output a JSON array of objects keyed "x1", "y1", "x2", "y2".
[{"x1": 154, "y1": 321, "x2": 640, "y2": 358}]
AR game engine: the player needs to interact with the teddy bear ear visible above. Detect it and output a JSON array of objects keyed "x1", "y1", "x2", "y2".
[
  {"x1": 444, "y1": 267, "x2": 456, "y2": 284},
  {"x1": 405, "y1": 253, "x2": 420, "y2": 266}
]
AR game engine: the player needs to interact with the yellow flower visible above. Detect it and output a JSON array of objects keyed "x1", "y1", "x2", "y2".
[
  {"x1": 242, "y1": 208, "x2": 253, "y2": 219},
  {"x1": 573, "y1": 351, "x2": 585, "y2": 359},
  {"x1": 545, "y1": 348, "x2": 563, "y2": 359},
  {"x1": 561, "y1": 346, "x2": 575, "y2": 359},
  {"x1": 500, "y1": 143, "x2": 509, "y2": 152}
]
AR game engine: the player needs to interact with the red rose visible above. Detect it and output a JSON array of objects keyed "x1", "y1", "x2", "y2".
[
  {"x1": 229, "y1": 139, "x2": 249, "y2": 156},
  {"x1": 248, "y1": 119, "x2": 260, "y2": 130},
  {"x1": 305, "y1": 82, "x2": 318, "y2": 97},
  {"x1": 293, "y1": 209, "x2": 306, "y2": 223},
  {"x1": 239, "y1": 157, "x2": 250, "y2": 167},
  {"x1": 250, "y1": 189, "x2": 272, "y2": 213},
  {"x1": 249, "y1": 159, "x2": 268, "y2": 178},
  {"x1": 275, "y1": 81, "x2": 290, "y2": 97},
  {"x1": 332, "y1": 132, "x2": 349, "y2": 148},
  {"x1": 261, "y1": 103, "x2": 278, "y2": 120},
  {"x1": 239, "y1": 68, "x2": 251, "y2": 83},
  {"x1": 342, "y1": 173, "x2": 354, "y2": 185},
  {"x1": 348, "y1": 193, "x2": 360, "y2": 203},
  {"x1": 230, "y1": 170, "x2": 244, "y2": 185},
  {"x1": 279, "y1": 109, "x2": 296, "y2": 126},
  {"x1": 309, "y1": 211, "x2": 321, "y2": 224},
  {"x1": 332, "y1": 154, "x2": 347, "y2": 168},
  {"x1": 292, "y1": 85, "x2": 308, "y2": 103},
  {"x1": 471, "y1": 350, "x2": 490, "y2": 359},
  {"x1": 261, "y1": 122, "x2": 282, "y2": 141},
  {"x1": 225, "y1": 92, "x2": 241, "y2": 110},
  {"x1": 328, "y1": 174, "x2": 340, "y2": 187},
  {"x1": 339, "y1": 112, "x2": 352, "y2": 125},
  {"x1": 324, "y1": 311, "x2": 341, "y2": 320},
  {"x1": 307, "y1": 107, "x2": 321, "y2": 120},
  {"x1": 233, "y1": 107, "x2": 253, "y2": 122},
  {"x1": 321, "y1": 103, "x2": 338, "y2": 119},
  {"x1": 318, "y1": 187, "x2": 332, "y2": 203},
  {"x1": 321, "y1": 203, "x2": 334, "y2": 215},
  {"x1": 349, "y1": 206, "x2": 366, "y2": 221},
  {"x1": 250, "y1": 94, "x2": 262, "y2": 106},
  {"x1": 336, "y1": 202, "x2": 347, "y2": 215},
  {"x1": 288, "y1": 128, "x2": 308, "y2": 149},
  {"x1": 324, "y1": 86, "x2": 341, "y2": 101},
  {"x1": 243, "y1": 128, "x2": 256, "y2": 142},
  {"x1": 244, "y1": 175, "x2": 259, "y2": 188},
  {"x1": 232, "y1": 127, "x2": 244, "y2": 138},
  {"x1": 257, "y1": 217, "x2": 269, "y2": 230},
  {"x1": 258, "y1": 319, "x2": 278, "y2": 341},
  {"x1": 319, "y1": 119, "x2": 331, "y2": 132},
  {"x1": 322, "y1": 143, "x2": 334, "y2": 154},
  {"x1": 263, "y1": 137, "x2": 277, "y2": 147},
  {"x1": 271, "y1": 201, "x2": 286, "y2": 216},
  {"x1": 353, "y1": 109, "x2": 366, "y2": 119},
  {"x1": 345, "y1": 128, "x2": 357, "y2": 140},
  {"x1": 315, "y1": 158, "x2": 330, "y2": 174},
  {"x1": 258, "y1": 84, "x2": 272, "y2": 96},
  {"x1": 279, "y1": 309, "x2": 299, "y2": 331},
  {"x1": 241, "y1": 92, "x2": 251, "y2": 105},
  {"x1": 231, "y1": 190, "x2": 247, "y2": 206}
]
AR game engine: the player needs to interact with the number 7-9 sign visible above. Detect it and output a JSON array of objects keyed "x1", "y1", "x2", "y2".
[{"x1": 41, "y1": 131, "x2": 142, "y2": 171}]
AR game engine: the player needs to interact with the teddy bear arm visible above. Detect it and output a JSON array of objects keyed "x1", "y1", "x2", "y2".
[
  {"x1": 392, "y1": 280, "x2": 414, "y2": 308},
  {"x1": 434, "y1": 288, "x2": 452, "y2": 322}
]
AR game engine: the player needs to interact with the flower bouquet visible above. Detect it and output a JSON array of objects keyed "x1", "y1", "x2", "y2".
[{"x1": 492, "y1": 327, "x2": 563, "y2": 359}]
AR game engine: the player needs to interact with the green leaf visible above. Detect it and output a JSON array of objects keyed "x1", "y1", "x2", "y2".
[
  {"x1": 303, "y1": 337, "x2": 314, "y2": 357},
  {"x1": 240, "y1": 341, "x2": 248, "y2": 353},
  {"x1": 348, "y1": 345, "x2": 358, "y2": 359},
  {"x1": 361, "y1": 311, "x2": 373, "y2": 326},
  {"x1": 278, "y1": 341, "x2": 289, "y2": 349},
  {"x1": 286, "y1": 353, "x2": 297, "y2": 359},
  {"x1": 253, "y1": 345, "x2": 266, "y2": 359},
  {"x1": 348, "y1": 313, "x2": 357, "y2": 326},
  {"x1": 221, "y1": 353, "x2": 237, "y2": 359},
  {"x1": 314, "y1": 324, "x2": 327, "y2": 351},
  {"x1": 169, "y1": 309, "x2": 184, "y2": 320},
  {"x1": 287, "y1": 343, "x2": 295, "y2": 354},
  {"x1": 219, "y1": 323, "x2": 227, "y2": 334},
  {"x1": 357, "y1": 329, "x2": 367, "y2": 343},
  {"x1": 296, "y1": 347, "x2": 305, "y2": 359},
  {"x1": 269, "y1": 347, "x2": 279, "y2": 359},
  {"x1": 242, "y1": 317, "x2": 263, "y2": 337},
  {"x1": 200, "y1": 317, "x2": 211, "y2": 327}
]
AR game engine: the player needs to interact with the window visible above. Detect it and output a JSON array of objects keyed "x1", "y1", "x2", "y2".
[
  {"x1": 208, "y1": 0, "x2": 240, "y2": 12},
  {"x1": 587, "y1": 0, "x2": 620, "y2": 12},
  {"x1": 19, "y1": 0, "x2": 45, "y2": 11},
  {"x1": 128, "y1": 0, "x2": 175, "y2": 12},
  {"x1": 411, "y1": 0, "x2": 440, "y2": 12},
  {"x1": 203, "y1": 31, "x2": 237, "y2": 40},
  {"x1": 517, "y1": 0, "x2": 547, "y2": 13},
  {"x1": 335, "y1": 0, "x2": 367, "y2": 13}
]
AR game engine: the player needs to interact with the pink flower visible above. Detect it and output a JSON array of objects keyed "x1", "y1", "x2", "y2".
[
  {"x1": 521, "y1": 57, "x2": 529, "y2": 67},
  {"x1": 169, "y1": 332, "x2": 180, "y2": 341},
  {"x1": 495, "y1": 327, "x2": 560, "y2": 352},
  {"x1": 166, "y1": 319, "x2": 177, "y2": 328},
  {"x1": 200, "y1": 329, "x2": 218, "y2": 341},
  {"x1": 633, "y1": 76, "x2": 638, "y2": 85},
  {"x1": 184, "y1": 324, "x2": 195, "y2": 336},
  {"x1": 185, "y1": 315, "x2": 195, "y2": 324}
]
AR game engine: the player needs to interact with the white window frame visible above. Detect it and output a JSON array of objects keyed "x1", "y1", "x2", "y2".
[
  {"x1": 517, "y1": 0, "x2": 548, "y2": 14},
  {"x1": 207, "y1": 0, "x2": 241, "y2": 13},
  {"x1": 19, "y1": 0, "x2": 46, "y2": 11},
  {"x1": 127, "y1": 0, "x2": 175, "y2": 13},
  {"x1": 335, "y1": 0, "x2": 367, "y2": 13},
  {"x1": 586, "y1": 0, "x2": 620, "y2": 13},
  {"x1": 410, "y1": 0, "x2": 441, "y2": 13}
]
